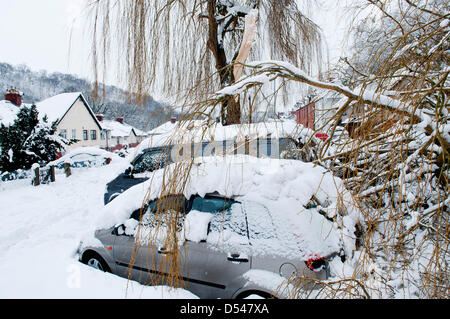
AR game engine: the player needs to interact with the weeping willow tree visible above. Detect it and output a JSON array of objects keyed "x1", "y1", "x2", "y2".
[
  {"x1": 88, "y1": 0, "x2": 323, "y2": 125},
  {"x1": 86, "y1": 0, "x2": 448, "y2": 299}
]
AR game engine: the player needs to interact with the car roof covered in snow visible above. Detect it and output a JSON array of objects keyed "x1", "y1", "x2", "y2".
[
  {"x1": 95, "y1": 155, "x2": 360, "y2": 261},
  {"x1": 46, "y1": 146, "x2": 122, "y2": 166}
]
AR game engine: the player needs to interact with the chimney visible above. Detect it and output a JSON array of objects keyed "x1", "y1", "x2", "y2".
[
  {"x1": 95, "y1": 114, "x2": 104, "y2": 122},
  {"x1": 116, "y1": 116, "x2": 124, "y2": 124},
  {"x1": 170, "y1": 116, "x2": 177, "y2": 124},
  {"x1": 5, "y1": 88, "x2": 22, "y2": 106}
]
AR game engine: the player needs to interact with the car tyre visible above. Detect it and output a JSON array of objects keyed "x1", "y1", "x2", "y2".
[{"x1": 82, "y1": 251, "x2": 111, "y2": 273}]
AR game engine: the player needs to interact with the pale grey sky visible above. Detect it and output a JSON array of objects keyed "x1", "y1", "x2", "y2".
[
  {"x1": 0, "y1": 0, "x2": 350, "y2": 90},
  {"x1": 0, "y1": 0, "x2": 88, "y2": 78}
]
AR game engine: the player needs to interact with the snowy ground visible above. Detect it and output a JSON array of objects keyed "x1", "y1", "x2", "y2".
[{"x1": 0, "y1": 158, "x2": 197, "y2": 299}]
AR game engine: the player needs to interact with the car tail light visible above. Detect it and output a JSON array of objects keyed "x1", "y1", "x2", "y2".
[{"x1": 305, "y1": 256, "x2": 326, "y2": 272}]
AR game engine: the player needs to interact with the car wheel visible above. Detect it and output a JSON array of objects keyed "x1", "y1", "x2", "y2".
[{"x1": 82, "y1": 252, "x2": 111, "y2": 273}]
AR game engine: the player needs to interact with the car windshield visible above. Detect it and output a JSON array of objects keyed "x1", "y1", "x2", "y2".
[
  {"x1": 132, "y1": 148, "x2": 170, "y2": 174},
  {"x1": 191, "y1": 195, "x2": 236, "y2": 214}
]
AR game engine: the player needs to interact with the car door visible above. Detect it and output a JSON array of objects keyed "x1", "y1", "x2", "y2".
[
  {"x1": 179, "y1": 195, "x2": 252, "y2": 298},
  {"x1": 111, "y1": 221, "x2": 143, "y2": 282},
  {"x1": 113, "y1": 195, "x2": 187, "y2": 286}
]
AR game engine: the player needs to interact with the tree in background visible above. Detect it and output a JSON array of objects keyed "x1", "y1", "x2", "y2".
[{"x1": 0, "y1": 105, "x2": 70, "y2": 172}]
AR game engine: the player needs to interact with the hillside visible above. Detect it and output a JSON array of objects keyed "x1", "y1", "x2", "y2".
[{"x1": 0, "y1": 62, "x2": 173, "y2": 132}]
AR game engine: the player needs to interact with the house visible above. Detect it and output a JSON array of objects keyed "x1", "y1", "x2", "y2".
[
  {"x1": 290, "y1": 91, "x2": 343, "y2": 141},
  {"x1": 35, "y1": 92, "x2": 103, "y2": 149},
  {"x1": 95, "y1": 115, "x2": 145, "y2": 151},
  {"x1": 291, "y1": 91, "x2": 342, "y2": 131}
]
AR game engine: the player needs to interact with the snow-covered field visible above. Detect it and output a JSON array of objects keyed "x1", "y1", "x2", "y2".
[{"x1": 0, "y1": 157, "x2": 197, "y2": 299}]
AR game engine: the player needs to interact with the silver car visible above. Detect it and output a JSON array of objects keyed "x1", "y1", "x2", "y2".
[{"x1": 77, "y1": 193, "x2": 334, "y2": 299}]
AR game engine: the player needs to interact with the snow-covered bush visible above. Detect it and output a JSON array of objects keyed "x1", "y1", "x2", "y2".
[{"x1": 0, "y1": 105, "x2": 70, "y2": 172}]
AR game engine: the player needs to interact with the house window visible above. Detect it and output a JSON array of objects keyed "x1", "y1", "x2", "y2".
[
  {"x1": 59, "y1": 129, "x2": 67, "y2": 139},
  {"x1": 100, "y1": 131, "x2": 105, "y2": 140},
  {"x1": 90, "y1": 130, "x2": 97, "y2": 140},
  {"x1": 116, "y1": 137, "x2": 120, "y2": 145},
  {"x1": 72, "y1": 129, "x2": 76, "y2": 139},
  {"x1": 83, "y1": 130, "x2": 88, "y2": 140},
  {"x1": 124, "y1": 136, "x2": 128, "y2": 142}
]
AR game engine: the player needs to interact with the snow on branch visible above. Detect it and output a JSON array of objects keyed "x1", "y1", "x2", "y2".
[{"x1": 216, "y1": 60, "x2": 433, "y2": 130}]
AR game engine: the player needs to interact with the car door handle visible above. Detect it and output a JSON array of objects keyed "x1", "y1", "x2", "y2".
[{"x1": 227, "y1": 253, "x2": 249, "y2": 263}]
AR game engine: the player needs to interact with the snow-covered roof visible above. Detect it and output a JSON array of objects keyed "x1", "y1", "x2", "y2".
[
  {"x1": 100, "y1": 120, "x2": 139, "y2": 138},
  {"x1": 35, "y1": 92, "x2": 82, "y2": 123},
  {"x1": 133, "y1": 127, "x2": 148, "y2": 137},
  {"x1": 35, "y1": 92, "x2": 102, "y2": 130}
]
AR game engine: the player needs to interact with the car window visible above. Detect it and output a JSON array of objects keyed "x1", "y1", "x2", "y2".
[
  {"x1": 137, "y1": 195, "x2": 187, "y2": 229},
  {"x1": 204, "y1": 198, "x2": 250, "y2": 251},
  {"x1": 190, "y1": 195, "x2": 247, "y2": 237},
  {"x1": 192, "y1": 196, "x2": 248, "y2": 238},
  {"x1": 132, "y1": 149, "x2": 170, "y2": 173},
  {"x1": 243, "y1": 201, "x2": 277, "y2": 241}
]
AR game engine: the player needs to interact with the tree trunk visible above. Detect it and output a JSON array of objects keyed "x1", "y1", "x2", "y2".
[{"x1": 206, "y1": 0, "x2": 241, "y2": 126}]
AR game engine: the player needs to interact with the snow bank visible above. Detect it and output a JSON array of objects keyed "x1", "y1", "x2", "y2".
[{"x1": 0, "y1": 157, "x2": 197, "y2": 298}]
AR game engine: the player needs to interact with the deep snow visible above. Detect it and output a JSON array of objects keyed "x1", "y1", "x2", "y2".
[
  {"x1": 0, "y1": 151, "x2": 360, "y2": 299},
  {"x1": 0, "y1": 156, "x2": 196, "y2": 298}
]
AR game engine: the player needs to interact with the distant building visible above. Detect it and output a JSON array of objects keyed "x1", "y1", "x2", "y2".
[
  {"x1": 0, "y1": 89, "x2": 28, "y2": 126},
  {"x1": 96, "y1": 115, "x2": 146, "y2": 151},
  {"x1": 4, "y1": 88, "x2": 23, "y2": 106},
  {"x1": 291, "y1": 91, "x2": 342, "y2": 131},
  {"x1": 35, "y1": 92, "x2": 103, "y2": 149}
]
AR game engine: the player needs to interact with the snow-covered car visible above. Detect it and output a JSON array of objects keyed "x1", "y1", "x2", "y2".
[
  {"x1": 103, "y1": 137, "x2": 299, "y2": 204},
  {"x1": 103, "y1": 145, "x2": 172, "y2": 204},
  {"x1": 78, "y1": 156, "x2": 359, "y2": 299},
  {"x1": 47, "y1": 147, "x2": 121, "y2": 170}
]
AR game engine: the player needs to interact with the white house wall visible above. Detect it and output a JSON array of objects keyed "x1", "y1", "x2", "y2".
[
  {"x1": 100, "y1": 127, "x2": 139, "y2": 148},
  {"x1": 56, "y1": 97, "x2": 101, "y2": 149}
]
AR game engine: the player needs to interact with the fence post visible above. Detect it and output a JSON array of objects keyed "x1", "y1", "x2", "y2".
[
  {"x1": 50, "y1": 165, "x2": 55, "y2": 182},
  {"x1": 64, "y1": 162, "x2": 71, "y2": 177},
  {"x1": 33, "y1": 166, "x2": 40, "y2": 186}
]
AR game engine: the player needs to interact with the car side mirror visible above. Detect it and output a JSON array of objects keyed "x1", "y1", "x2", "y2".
[
  {"x1": 124, "y1": 166, "x2": 133, "y2": 177},
  {"x1": 112, "y1": 224, "x2": 126, "y2": 236}
]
